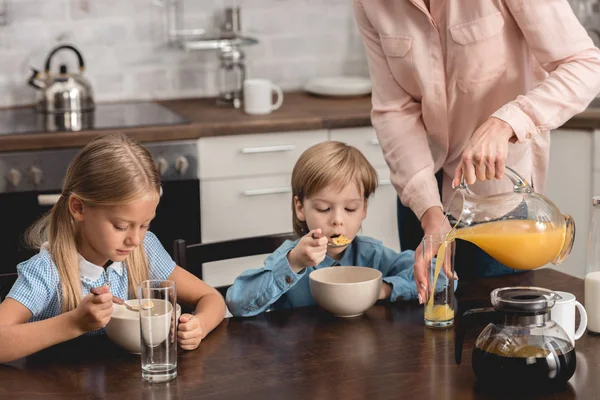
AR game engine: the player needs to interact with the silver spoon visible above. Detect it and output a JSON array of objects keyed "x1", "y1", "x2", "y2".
[
  {"x1": 312, "y1": 233, "x2": 352, "y2": 248},
  {"x1": 100, "y1": 269, "x2": 154, "y2": 312}
]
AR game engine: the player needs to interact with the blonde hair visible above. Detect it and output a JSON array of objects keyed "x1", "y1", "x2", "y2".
[
  {"x1": 291, "y1": 141, "x2": 378, "y2": 236},
  {"x1": 26, "y1": 133, "x2": 160, "y2": 312}
]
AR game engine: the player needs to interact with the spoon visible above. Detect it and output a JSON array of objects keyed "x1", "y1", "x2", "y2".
[
  {"x1": 99, "y1": 268, "x2": 154, "y2": 312},
  {"x1": 312, "y1": 233, "x2": 352, "y2": 248}
]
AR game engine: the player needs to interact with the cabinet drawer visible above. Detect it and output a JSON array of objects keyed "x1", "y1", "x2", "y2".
[
  {"x1": 201, "y1": 175, "x2": 293, "y2": 242},
  {"x1": 199, "y1": 130, "x2": 328, "y2": 180},
  {"x1": 362, "y1": 168, "x2": 400, "y2": 252},
  {"x1": 329, "y1": 127, "x2": 387, "y2": 169}
]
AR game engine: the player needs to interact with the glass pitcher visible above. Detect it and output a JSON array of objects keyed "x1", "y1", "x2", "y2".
[
  {"x1": 443, "y1": 166, "x2": 575, "y2": 270},
  {"x1": 455, "y1": 287, "x2": 576, "y2": 392}
]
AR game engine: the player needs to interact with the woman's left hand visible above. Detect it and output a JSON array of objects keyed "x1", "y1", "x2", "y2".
[
  {"x1": 177, "y1": 314, "x2": 204, "y2": 350},
  {"x1": 453, "y1": 117, "x2": 517, "y2": 187}
]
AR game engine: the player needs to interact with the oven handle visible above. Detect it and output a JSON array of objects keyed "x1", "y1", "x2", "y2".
[
  {"x1": 38, "y1": 186, "x2": 163, "y2": 206},
  {"x1": 37, "y1": 194, "x2": 61, "y2": 206}
]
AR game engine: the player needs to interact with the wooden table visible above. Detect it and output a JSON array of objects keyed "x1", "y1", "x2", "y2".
[{"x1": 1, "y1": 269, "x2": 599, "y2": 400}]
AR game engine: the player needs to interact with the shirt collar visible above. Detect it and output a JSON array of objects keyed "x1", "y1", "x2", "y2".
[{"x1": 78, "y1": 254, "x2": 124, "y2": 280}]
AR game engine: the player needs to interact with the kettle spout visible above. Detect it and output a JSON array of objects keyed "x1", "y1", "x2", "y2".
[{"x1": 27, "y1": 68, "x2": 45, "y2": 90}]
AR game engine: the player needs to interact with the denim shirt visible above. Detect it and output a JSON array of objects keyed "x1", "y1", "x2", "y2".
[{"x1": 226, "y1": 235, "x2": 424, "y2": 317}]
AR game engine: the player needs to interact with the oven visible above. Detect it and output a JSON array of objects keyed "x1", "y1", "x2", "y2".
[{"x1": 0, "y1": 140, "x2": 200, "y2": 275}]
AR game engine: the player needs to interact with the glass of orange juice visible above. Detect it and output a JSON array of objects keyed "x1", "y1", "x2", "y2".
[{"x1": 423, "y1": 234, "x2": 455, "y2": 328}]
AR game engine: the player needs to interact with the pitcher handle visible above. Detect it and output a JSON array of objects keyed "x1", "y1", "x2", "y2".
[{"x1": 503, "y1": 166, "x2": 533, "y2": 193}]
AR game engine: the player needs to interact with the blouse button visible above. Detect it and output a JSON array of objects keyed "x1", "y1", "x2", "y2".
[{"x1": 285, "y1": 276, "x2": 292, "y2": 284}]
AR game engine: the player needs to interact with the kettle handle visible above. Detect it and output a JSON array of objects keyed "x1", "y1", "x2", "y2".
[
  {"x1": 44, "y1": 45, "x2": 85, "y2": 73},
  {"x1": 454, "y1": 305, "x2": 498, "y2": 365}
]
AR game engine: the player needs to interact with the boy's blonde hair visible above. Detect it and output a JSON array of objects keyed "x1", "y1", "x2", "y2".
[
  {"x1": 26, "y1": 133, "x2": 161, "y2": 312},
  {"x1": 291, "y1": 141, "x2": 378, "y2": 236}
]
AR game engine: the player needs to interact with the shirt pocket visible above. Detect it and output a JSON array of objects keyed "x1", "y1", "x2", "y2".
[
  {"x1": 449, "y1": 12, "x2": 507, "y2": 93},
  {"x1": 380, "y1": 36, "x2": 422, "y2": 98}
]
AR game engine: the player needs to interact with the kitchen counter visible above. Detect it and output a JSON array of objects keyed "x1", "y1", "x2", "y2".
[
  {"x1": 0, "y1": 92, "x2": 372, "y2": 153},
  {"x1": 0, "y1": 92, "x2": 599, "y2": 153}
]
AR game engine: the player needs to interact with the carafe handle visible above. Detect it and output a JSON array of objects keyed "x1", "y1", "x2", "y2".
[
  {"x1": 457, "y1": 166, "x2": 533, "y2": 194},
  {"x1": 454, "y1": 305, "x2": 498, "y2": 365}
]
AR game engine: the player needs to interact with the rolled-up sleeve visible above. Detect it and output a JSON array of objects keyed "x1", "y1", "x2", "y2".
[
  {"x1": 353, "y1": 0, "x2": 442, "y2": 220},
  {"x1": 494, "y1": 0, "x2": 600, "y2": 142}
]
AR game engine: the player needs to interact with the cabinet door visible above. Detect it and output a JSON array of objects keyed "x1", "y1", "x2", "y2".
[
  {"x1": 361, "y1": 168, "x2": 401, "y2": 252},
  {"x1": 545, "y1": 129, "x2": 593, "y2": 278},
  {"x1": 201, "y1": 175, "x2": 292, "y2": 242},
  {"x1": 329, "y1": 127, "x2": 387, "y2": 169},
  {"x1": 199, "y1": 130, "x2": 328, "y2": 180}
]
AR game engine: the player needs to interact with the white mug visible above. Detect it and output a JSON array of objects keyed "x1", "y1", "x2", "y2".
[
  {"x1": 551, "y1": 290, "x2": 588, "y2": 344},
  {"x1": 243, "y1": 79, "x2": 283, "y2": 115}
]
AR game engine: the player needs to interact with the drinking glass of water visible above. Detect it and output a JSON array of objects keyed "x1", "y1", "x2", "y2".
[{"x1": 138, "y1": 280, "x2": 177, "y2": 383}]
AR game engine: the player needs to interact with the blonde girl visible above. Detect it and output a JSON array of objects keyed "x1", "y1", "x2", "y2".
[{"x1": 0, "y1": 133, "x2": 225, "y2": 362}]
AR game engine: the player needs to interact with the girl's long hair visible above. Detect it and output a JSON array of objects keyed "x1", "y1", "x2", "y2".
[{"x1": 26, "y1": 133, "x2": 161, "y2": 312}]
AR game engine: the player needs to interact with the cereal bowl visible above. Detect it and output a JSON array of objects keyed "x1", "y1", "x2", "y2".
[
  {"x1": 105, "y1": 299, "x2": 181, "y2": 354},
  {"x1": 309, "y1": 266, "x2": 382, "y2": 317}
]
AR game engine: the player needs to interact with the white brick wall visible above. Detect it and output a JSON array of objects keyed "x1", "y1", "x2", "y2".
[{"x1": 0, "y1": 0, "x2": 368, "y2": 107}]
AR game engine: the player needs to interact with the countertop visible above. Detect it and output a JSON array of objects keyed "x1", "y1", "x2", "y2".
[
  {"x1": 1, "y1": 92, "x2": 600, "y2": 153},
  {"x1": 0, "y1": 92, "x2": 372, "y2": 153}
]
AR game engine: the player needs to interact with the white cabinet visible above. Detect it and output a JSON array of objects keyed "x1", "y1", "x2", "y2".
[{"x1": 545, "y1": 129, "x2": 593, "y2": 278}]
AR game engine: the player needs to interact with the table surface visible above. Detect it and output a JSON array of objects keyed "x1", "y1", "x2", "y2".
[{"x1": 1, "y1": 268, "x2": 598, "y2": 400}]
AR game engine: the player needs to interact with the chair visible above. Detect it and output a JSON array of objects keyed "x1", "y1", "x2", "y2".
[
  {"x1": 173, "y1": 232, "x2": 298, "y2": 297},
  {"x1": 0, "y1": 273, "x2": 18, "y2": 302}
]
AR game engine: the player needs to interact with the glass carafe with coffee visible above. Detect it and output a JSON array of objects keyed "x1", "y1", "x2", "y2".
[{"x1": 455, "y1": 287, "x2": 576, "y2": 391}]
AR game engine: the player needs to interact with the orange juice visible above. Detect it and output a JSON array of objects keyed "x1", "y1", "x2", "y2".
[
  {"x1": 426, "y1": 219, "x2": 566, "y2": 319},
  {"x1": 450, "y1": 220, "x2": 566, "y2": 271}
]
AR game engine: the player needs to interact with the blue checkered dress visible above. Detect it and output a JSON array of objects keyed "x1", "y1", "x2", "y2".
[{"x1": 6, "y1": 231, "x2": 176, "y2": 325}]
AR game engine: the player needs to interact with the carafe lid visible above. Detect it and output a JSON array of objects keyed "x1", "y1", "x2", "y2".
[{"x1": 491, "y1": 286, "x2": 559, "y2": 314}]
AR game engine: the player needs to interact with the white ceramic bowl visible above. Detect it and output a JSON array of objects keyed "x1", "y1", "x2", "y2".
[
  {"x1": 105, "y1": 299, "x2": 181, "y2": 354},
  {"x1": 309, "y1": 266, "x2": 382, "y2": 317}
]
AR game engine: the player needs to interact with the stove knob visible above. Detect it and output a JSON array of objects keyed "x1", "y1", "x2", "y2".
[
  {"x1": 30, "y1": 166, "x2": 44, "y2": 186},
  {"x1": 175, "y1": 156, "x2": 189, "y2": 175},
  {"x1": 6, "y1": 168, "x2": 22, "y2": 187},
  {"x1": 155, "y1": 157, "x2": 168, "y2": 177}
]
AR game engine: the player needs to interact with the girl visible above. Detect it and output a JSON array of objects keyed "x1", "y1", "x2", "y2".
[
  {"x1": 226, "y1": 141, "x2": 434, "y2": 317},
  {"x1": 0, "y1": 133, "x2": 225, "y2": 363}
]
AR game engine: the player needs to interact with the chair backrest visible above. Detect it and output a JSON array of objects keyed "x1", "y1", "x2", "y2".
[
  {"x1": 0, "y1": 273, "x2": 18, "y2": 302},
  {"x1": 173, "y1": 232, "x2": 297, "y2": 296}
]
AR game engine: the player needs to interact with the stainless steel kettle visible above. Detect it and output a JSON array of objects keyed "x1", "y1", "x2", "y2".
[{"x1": 28, "y1": 45, "x2": 95, "y2": 114}]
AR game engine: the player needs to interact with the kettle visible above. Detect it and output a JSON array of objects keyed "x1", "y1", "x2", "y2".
[
  {"x1": 455, "y1": 287, "x2": 576, "y2": 393},
  {"x1": 443, "y1": 167, "x2": 575, "y2": 270},
  {"x1": 28, "y1": 44, "x2": 95, "y2": 114}
]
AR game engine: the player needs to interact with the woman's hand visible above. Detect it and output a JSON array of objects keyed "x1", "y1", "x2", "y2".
[
  {"x1": 178, "y1": 314, "x2": 203, "y2": 351},
  {"x1": 453, "y1": 117, "x2": 517, "y2": 186},
  {"x1": 72, "y1": 285, "x2": 113, "y2": 334},
  {"x1": 287, "y1": 229, "x2": 328, "y2": 272}
]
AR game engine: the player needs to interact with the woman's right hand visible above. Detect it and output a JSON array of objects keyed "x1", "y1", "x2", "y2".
[
  {"x1": 71, "y1": 285, "x2": 113, "y2": 333},
  {"x1": 287, "y1": 229, "x2": 329, "y2": 272},
  {"x1": 413, "y1": 207, "x2": 454, "y2": 304}
]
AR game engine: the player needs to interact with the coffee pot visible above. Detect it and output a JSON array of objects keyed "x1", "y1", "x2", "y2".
[
  {"x1": 443, "y1": 167, "x2": 575, "y2": 270},
  {"x1": 28, "y1": 44, "x2": 95, "y2": 114},
  {"x1": 455, "y1": 287, "x2": 576, "y2": 391}
]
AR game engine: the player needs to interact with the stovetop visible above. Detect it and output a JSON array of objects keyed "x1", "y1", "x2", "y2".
[{"x1": 0, "y1": 102, "x2": 189, "y2": 135}]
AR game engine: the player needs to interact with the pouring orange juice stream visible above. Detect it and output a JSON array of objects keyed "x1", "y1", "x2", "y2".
[{"x1": 425, "y1": 219, "x2": 567, "y2": 321}]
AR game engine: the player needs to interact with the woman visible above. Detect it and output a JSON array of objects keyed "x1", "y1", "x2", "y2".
[{"x1": 353, "y1": 0, "x2": 600, "y2": 302}]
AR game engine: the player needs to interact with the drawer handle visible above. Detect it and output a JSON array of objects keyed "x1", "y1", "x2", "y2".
[
  {"x1": 370, "y1": 138, "x2": 379, "y2": 145},
  {"x1": 379, "y1": 179, "x2": 391, "y2": 186},
  {"x1": 241, "y1": 145, "x2": 295, "y2": 154},
  {"x1": 242, "y1": 187, "x2": 292, "y2": 196},
  {"x1": 38, "y1": 187, "x2": 163, "y2": 206},
  {"x1": 38, "y1": 194, "x2": 61, "y2": 206}
]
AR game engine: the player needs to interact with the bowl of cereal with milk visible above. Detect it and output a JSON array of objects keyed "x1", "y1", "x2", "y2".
[{"x1": 105, "y1": 299, "x2": 181, "y2": 354}]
